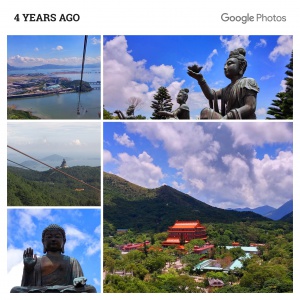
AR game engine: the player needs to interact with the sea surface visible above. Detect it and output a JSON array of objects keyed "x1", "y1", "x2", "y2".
[{"x1": 8, "y1": 67, "x2": 101, "y2": 119}]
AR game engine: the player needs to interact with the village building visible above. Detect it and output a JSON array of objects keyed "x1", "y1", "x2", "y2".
[
  {"x1": 121, "y1": 241, "x2": 150, "y2": 252},
  {"x1": 162, "y1": 220, "x2": 207, "y2": 247},
  {"x1": 208, "y1": 278, "x2": 224, "y2": 287},
  {"x1": 193, "y1": 243, "x2": 214, "y2": 254}
]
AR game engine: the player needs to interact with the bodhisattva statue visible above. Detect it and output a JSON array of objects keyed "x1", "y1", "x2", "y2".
[
  {"x1": 187, "y1": 48, "x2": 259, "y2": 119},
  {"x1": 10, "y1": 224, "x2": 97, "y2": 293},
  {"x1": 157, "y1": 88, "x2": 190, "y2": 119},
  {"x1": 114, "y1": 104, "x2": 136, "y2": 119}
]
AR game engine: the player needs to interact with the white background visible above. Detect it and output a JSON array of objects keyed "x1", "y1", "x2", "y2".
[{"x1": 1, "y1": 0, "x2": 298, "y2": 298}]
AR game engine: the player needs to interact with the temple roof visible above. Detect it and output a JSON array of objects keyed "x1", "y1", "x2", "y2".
[{"x1": 170, "y1": 220, "x2": 202, "y2": 229}]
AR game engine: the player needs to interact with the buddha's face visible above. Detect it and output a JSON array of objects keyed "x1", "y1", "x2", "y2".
[
  {"x1": 43, "y1": 229, "x2": 65, "y2": 253},
  {"x1": 224, "y1": 57, "x2": 240, "y2": 79}
]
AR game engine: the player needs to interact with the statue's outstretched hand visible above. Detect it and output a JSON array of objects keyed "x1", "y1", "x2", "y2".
[
  {"x1": 23, "y1": 247, "x2": 37, "y2": 271},
  {"x1": 187, "y1": 65, "x2": 203, "y2": 81}
]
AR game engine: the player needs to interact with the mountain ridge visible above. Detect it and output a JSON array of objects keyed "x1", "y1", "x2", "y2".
[{"x1": 104, "y1": 172, "x2": 274, "y2": 233}]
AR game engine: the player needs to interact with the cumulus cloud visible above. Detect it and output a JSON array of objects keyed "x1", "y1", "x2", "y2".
[
  {"x1": 269, "y1": 35, "x2": 293, "y2": 61},
  {"x1": 122, "y1": 122, "x2": 292, "y2": 209},
  {"x1": 116, "y1": 151, "x2": 164, "y2": 188},
  {"x1": 220, "y1": 35, "x2": 250, "y2": 52},
  {"x1": 91, "y1": 37, "x2": 101, "y2": 45},
  {"x1": 103, "y1": 149, "x2": 116, "y2": 165},
  {"x1": 224, "y1": 122, "x2": 293, "y2": 147},
  {"x1": 114, "y1": 132, "x2": 135, "y2": 147},
  {"x1": 64, "y1": 224, "x2": 100, "y2": 256},
  {"x1": 103, "y1": 36, "x2": 183, "y2": 114},
  {"x1": 56, "y1": 45, "x2": 63, "y2": 51},
  {"x1": 34, "y1": 47, "x2": 39, "y2": 51},
  {"x1": 10, "y1": 209, "x2": 53, "y2": 237}
]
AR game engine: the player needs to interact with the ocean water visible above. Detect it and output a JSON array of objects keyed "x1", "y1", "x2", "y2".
[{"x1": 8, "y1": 67, "x2": 101, "y2": 119}]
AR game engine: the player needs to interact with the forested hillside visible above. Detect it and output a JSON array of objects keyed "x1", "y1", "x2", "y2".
[
  {"x1": 104, "y1": 172, "x2": 270, "y2": 233},
  {"x1": 8, "y1": 166, "x2": 100, "y2": 206}
]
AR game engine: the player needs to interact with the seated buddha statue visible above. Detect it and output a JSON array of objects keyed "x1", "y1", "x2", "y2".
[{"x1": 10, "y1": 224, "x2": 97, "y2": 293}]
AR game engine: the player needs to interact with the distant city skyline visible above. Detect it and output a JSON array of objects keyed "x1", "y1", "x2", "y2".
[
  {"x1": 7, "y1": 35, "x2": 101, "y2": 67},
  {"x1": 103, "y1": 35, "x2": 293, "y2": 120}
]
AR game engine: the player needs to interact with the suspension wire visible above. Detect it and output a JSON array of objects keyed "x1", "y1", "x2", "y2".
[
  {"x1": 77, "y1": 35, "x2": 88, "y2": 115},
  {"x1": 7, "y1": 159, "x2": 37, "y2": 172},
  {"x1": 7, "y1": 145, "x2": 100, "y2": 192}
]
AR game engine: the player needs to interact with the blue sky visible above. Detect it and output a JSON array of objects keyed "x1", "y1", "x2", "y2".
[
  {"x1": 7, "y1": 35, "x2": 101, "y2": 67},
  {"x1": 7, "y1": 208, "x2": 101, "y2": 293},
  {"x1": 104, "y1": 121, "x2": 293, "y2": 210},
  {"x1": 7, "y1": 122, "x2": 101, "y2": 167},
  {"x1": 103, "y1": 35, "x2": 293, "y2": 120}
]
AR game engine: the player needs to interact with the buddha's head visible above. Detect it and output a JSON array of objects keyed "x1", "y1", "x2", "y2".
[{"x1": 42, "y1": 224, "x2": 66, "y2": 254}]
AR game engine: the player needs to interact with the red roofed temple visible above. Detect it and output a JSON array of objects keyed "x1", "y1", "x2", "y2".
[{"x1": 162, "y1": 220, "x2": 207, "y2": 247}]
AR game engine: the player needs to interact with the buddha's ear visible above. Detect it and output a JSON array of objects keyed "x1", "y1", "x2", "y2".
[
  {"x1": 61, "y1": 241, "x2": 66, "y2": 253},
  {"x1": 43, "y1": 244, "x2": 46, "y2": 254}
]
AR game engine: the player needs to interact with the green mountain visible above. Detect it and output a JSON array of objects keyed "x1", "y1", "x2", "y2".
[
  {"x1": 280, "y1": 211, "x2": 293, "y2": 223},
  {"x1": 104, "y1": 172, "x2": 269, "y2": 233},
  {"x1": 8, "y1": 166, "x2": 100, "y2": 206}
]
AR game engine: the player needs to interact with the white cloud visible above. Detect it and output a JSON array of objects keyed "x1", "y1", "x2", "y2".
[
  {"x1": 123, "y1": 123, "x2": 292, "y2": 209},
  {"x1": 72, "y1": 139, "x2": 82, "y2": 146},
  {"x1": 64, "y1": 225, "x2": 99, "y2": 256},
  {"x1": 7, "y1": 258, "x2": 23, "y2": 293},
  {"x1": 224, "y1": 122, "x2": 292, "y2": 147},
  {"x1": 113, "y1": 132, "x2": 135, "y2": 147},
  {"x1": 65, "y1": 225, "x2": 86, "y2": 240},
  {"x1": 91, "y1": 37, "x2": 101, "y2": 45},
  {"x1": 220, "y1": 35, "x2": 250, "y2": 52},
  {"x1": 269, "y1": 35, "x2": 293, "y2": 62},
  {"x1": 116, "y1": 151, "x2": 164, "y2": 188},
  {"x1": 103, "y1": 35, "x2": 181, "y2": 114},
  {"x1": 202, "y1": 49, "x2": 218, "y2": 72},
  {"x1": 280, "y1": 79, "x2": 287, "y2": 92},
  {"x1": 255, "y1": 107, "x2": 267, "y2": 116},
  {"x1": 86, "y1": 241, "x2": 100, "y2": 256},
  {"x1": 255, "y1": 38, "x2": 267, "y2": 48},
  {"x1": 8, "y1": 54, "x2": 100, "y2": 67},
  {"x1": 260, "y1": 74, "x2": 274, "y2": 80},
  {"x1": 56, "y1": 45, "x2": 63, "y2": 51},
  {"x1": 93, "y1": 277, "x2": 101, "y2": 286},
  {"x1": 7, "y1": 247, "x2": 23, "y2": 273},
  {"x1": 94, "y1": 225, "x2": 101, "y2": 236},
  {"x1": 252, "y1": 151, "x2": 293, "y2": 207},
  {"x1": 34, "y1": 47, "x2": 39, "y2": 51},
  {"x1": 103, "y1": 149, "x2": 116, "y2": 165}
]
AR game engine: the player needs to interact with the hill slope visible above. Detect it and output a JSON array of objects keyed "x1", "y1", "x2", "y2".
[
  {"x1": 8, "y1": 166, "x2": 100, "y2": 206},
  {"x1": 104, "y1": 172, "x2": 270, "y2": 233}
]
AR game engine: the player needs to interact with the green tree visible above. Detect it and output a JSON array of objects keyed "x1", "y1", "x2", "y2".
[
  {"x1": 150, "y1": 86, "x2": 173, "y2": 119},
  {"x1": 103, "y1": 106, "x2": 115, "y2": 119},
  {"x1": 267, "y1": 52, "x2": 293, "y2": 119}
]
